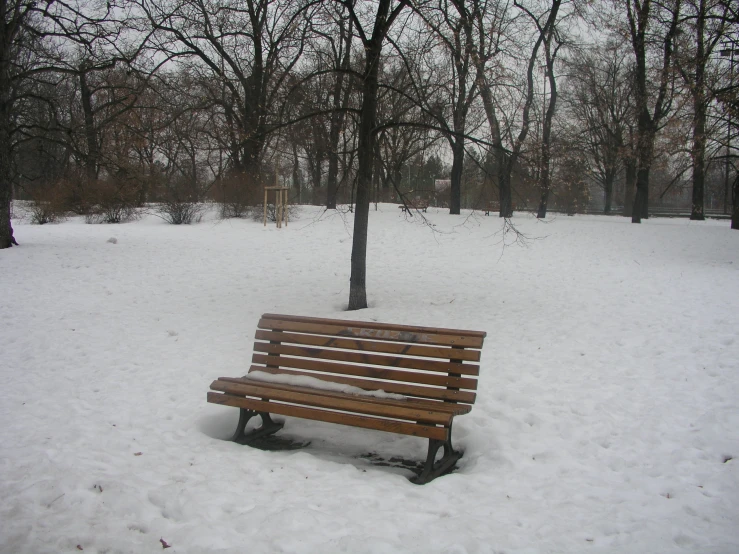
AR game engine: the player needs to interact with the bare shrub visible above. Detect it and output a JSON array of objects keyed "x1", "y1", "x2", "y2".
[
  {"x1": 248, "y1": 202, "x2": 300, "y2": 223},
  {"x1": 155, "y1": 173, "x2": 210, "y2": 224},
  {"x1": 84, "y1": 179, "x2": 141, "y2": 224},
  {"x1": 157, "y1": 200, "x2": 204, "y2": 224},
  {"x1": 28, "y1": 183, "x2": 68, "y2": 224},
  {"x1": 213, "y1": 173, "x2": 261, "y2": 219}
]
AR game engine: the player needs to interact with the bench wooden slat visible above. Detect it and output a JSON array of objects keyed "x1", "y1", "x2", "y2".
[
  {"x1": 253, "y1": 343, "x2": 479, "y2": 376},
  {"x1": 210, "y1": 380, "x2": 454, "y2": 424},
  {"x1": 207, "y1": 392, "x2": 450, "y2": 441},
  {"x1": 255, "y1": 330, "x2": 481, "y2": 362},
  {"x1": 251, "y1": 354, "x2": 478, "y2": 390},
  {"x1": 259, "y1": 317, "x2": 485, "y2": 348},
  {"x1": 217, "y1": 376, "x2": 473, "y2": 415},
  {"x1": 262, "y1": 314, "x2": 486, "y2": 338},
  {"x1": 250, "y1": 366, "x2": 477, "y2": 404}
]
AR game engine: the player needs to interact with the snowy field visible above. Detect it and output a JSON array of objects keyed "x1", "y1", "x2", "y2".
[{"x1": 1, "y1": 204, "x2": 738, "y2": 554}]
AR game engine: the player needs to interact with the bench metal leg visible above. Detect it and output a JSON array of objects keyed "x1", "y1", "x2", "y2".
[
  {"x1": 411, "y1": 426, "x2": 462, "y2": 485},
  {"x1": 231, "y1": 409, "x2": 284, "y2": 445}
]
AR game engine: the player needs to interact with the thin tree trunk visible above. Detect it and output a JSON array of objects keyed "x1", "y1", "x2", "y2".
[
  {"x1": 80, "y1": 70, "x2": 99, "y2": 187},
  {"x1": 537, "y1": 47, "x2": 557, "y2": 219},
  {"x1": 292, "y1": 142, "x2": 301, "y2": 203},
  {"x1": 690, "y1": 0, "x2": 706, "y2": 221},
  {"x1": 348, "y1": 39, "x2": 379, "y2": 310},
  {"x1": 732, "y1": 173, "x2": 738, "y2": 230},
  {"x1": 348, "y1": 0, "x2": 405, "y2": 310},
  {"x1": 326, "y1": 16, "x2": 352, "y2": 209}
]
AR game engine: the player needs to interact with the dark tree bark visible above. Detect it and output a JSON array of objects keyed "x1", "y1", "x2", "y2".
[
  {"x1": 449, "y1": 136, "x2": 465, "y2": 213},
  {"x1": 0, "y1": 0, "x2": 32, "y2": 248},
  {"x1": 623, "y1": 156, "x2": 636, "y2": 217},
  {"x1": 346, "y1": 0, "x2": 408, "y2": 310}
]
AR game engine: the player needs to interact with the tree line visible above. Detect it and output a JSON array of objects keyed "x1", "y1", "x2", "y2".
[{"x1": 1, "y1": 0, "x2": 738, "y2": 307}]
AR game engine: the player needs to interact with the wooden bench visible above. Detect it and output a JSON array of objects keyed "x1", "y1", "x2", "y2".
[
  {"x1": 399, "y1": 198, "x2": 429, "y2": 213},
  {"x1": 208, "y1": 314, "x2": 486, "y2": 484},
  {"x1": 484, "y1": 201, "x2": 500, "y2": 215}
]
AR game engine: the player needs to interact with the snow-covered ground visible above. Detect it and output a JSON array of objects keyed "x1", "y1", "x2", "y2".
[{"x1": 1, "y1": 204, "x2": 737, "y2": 553}]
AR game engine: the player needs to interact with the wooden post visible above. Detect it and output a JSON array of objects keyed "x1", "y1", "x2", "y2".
[{"x1": 284, "y1": 188, "x2": 289, "y2": 227}]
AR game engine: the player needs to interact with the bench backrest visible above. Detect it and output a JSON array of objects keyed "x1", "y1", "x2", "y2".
[{"x1": 249, "y1": 314, "x2": 486, "y2": 405}]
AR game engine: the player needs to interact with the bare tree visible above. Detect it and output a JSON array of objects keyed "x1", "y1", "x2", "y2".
[
  {"x1": 334, "y1": 0, "x2": 410, "y2": 310},
  {"x1": 622, "y1": 0, "x2": 681, "y2": 223},
  {"x1": 0, "y1": 1, "x2": 44, "y2": 247},
  {"x1": 534, "y1": 10, "x2": 564, "y2": 218},
  {"x1": 675, "y1": 0, "x2": 730, "y2": 220},
  {"x1": 138, "y1": 0, "x2": 315, "y2": 189},
  {"x1": 452, "y1": 0, "x2": 563, "y2": 218},
  {"x1": 417, "y1": 1, "x2": 481, "y2": 214},
  {"x1": 562, "y1": 43, "x2": 635, "y2": 214}
]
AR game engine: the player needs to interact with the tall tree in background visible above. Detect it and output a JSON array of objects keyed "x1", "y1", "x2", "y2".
[
  {"x1": 420, "y1": 1, "x2": 480, "y2": 214},
  {"x1": 563, "y1": 44, "x2": 635, "y2": 214},
  {"x1": 320, "y1": 3, "x2": 354, "y2": 209},
  {"x1": 454, "y1": 0, "x2": 562, "y2": 218},
  {"x1": 675, "y1": 0, "x2": 729, "y2": 220},
  {"x1": 535, "y1": 11, "x2": 563, "y2": 218},
  {"x1": 623, "y1": 0, "x2": 681, "y2": 223}
]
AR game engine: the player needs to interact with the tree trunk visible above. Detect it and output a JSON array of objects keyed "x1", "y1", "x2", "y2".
[
  {"x1": 732, "y1": 174, "x2": 738, "y2": 230},
  {"x1": 498, "y1": 159, "x2": 513, "y2": 218},
  {"x1": 326, "y1": 15, "x2": 352, "y2": 210},
  {"x1": 626, "y1": 0, "x2": 679, "y2": 224},
  {"x1": 292, "y1": 142, "x2": 301, "y2": 204},
  {"x1": 0, "y1": 123, "x2": 15, "y2": 247},
  {"x1": 604, "y1": 171, "x2": 614, "y2": 214},
  {"x1": 632, "y1": 166, "x2": 650, "y2": 223},
  {"x1": 449, "y1": 136, "x2": 464, "y2": 214},
  {"x1": 623, "y1": 158, "x2": 636, "y2": 217},
  {"x1": 80, "y1": 70, "x2": 99, "y2": 187},
  {"x1": 0, "y1": 4, "x2": 22, "y2": 249},
  {"x1": 537, "y1": 53, "x2": 557, "y2": 219},
  {"x1": 690, "y1": 108, "x2": 706, "y2": 221},
  {"x1": 689, "y1": 0, "x2": 706, "y2": 221},
  {"x1": 348, "y1": 11, "x2": 386, "y2": 310}
]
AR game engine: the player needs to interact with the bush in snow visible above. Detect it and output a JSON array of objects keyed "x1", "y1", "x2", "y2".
[
  {"x1": 27, "y1": 183, "x2": 68, "y2": 224},
  {"x1": 212, "y1": 173, "x2": 261, "y2": 219},
  {"x1": 156, "y1": 200, "x2": 204, "y2": 225},
  {"x1": 248, "y1": 202, "x2": 300, "y2": 223},
  {"x1": 84, "y1": 179, "x2": 140, "y2": 224}
]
